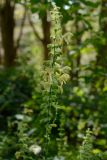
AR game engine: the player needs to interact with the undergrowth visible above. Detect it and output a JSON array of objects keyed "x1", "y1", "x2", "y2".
[{"x1": 0, "y1": 3, "x2": 107, "y2": 160}]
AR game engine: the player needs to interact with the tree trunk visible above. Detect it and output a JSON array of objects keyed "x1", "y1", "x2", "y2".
[
  {"x1": 0, "y1": 24, "x2": 2, "y2": 65},
  {"x1": 96, "y1": 0, "x2": 107, "y2": 69},
  {"x1": 90, "y1": 0, "x2": 107, "y2": 92},
  {"x1": 42, "y1": 11, "x2": 51, "y2": 60},
  {"x1": 0, "y1": 0, "x2": 16, "y2": 67}
]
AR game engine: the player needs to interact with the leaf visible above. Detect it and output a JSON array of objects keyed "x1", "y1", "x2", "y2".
[{"x1": 81, "y1": 0, "x2": 100, "y2": 8}]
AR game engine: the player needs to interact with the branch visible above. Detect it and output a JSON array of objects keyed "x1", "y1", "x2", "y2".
[
  {"x1": 27, "y1": 13, "x2": 43, "y2": 42},
  {"x1": 12, "y1": 0, "x2": 16, "y2": 10},
  {"x1": 15, "y1": 7, "x2": 26, "y2": 51}
]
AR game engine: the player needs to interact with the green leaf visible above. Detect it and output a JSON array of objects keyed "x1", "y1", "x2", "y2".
[{"x1": 81, "y1": 0, "x2": 100, "y2": 8}]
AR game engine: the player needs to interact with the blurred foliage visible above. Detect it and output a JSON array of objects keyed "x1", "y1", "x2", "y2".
[{"x1": 0, "y1": 0, "x2": 107, "y2": 159}]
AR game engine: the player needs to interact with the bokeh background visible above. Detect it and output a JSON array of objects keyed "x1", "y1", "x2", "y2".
[{"x1": 0, "y1": 0, "x2": 107, "y2": 159}]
